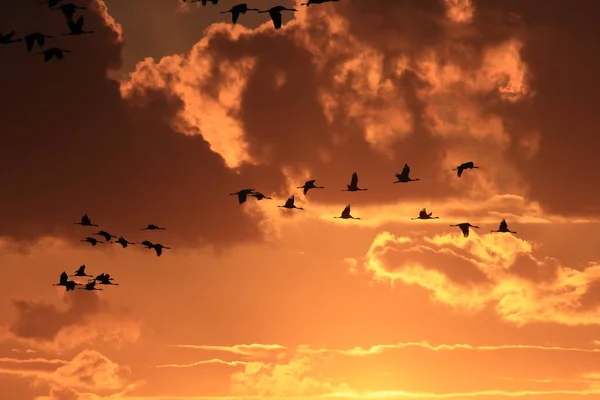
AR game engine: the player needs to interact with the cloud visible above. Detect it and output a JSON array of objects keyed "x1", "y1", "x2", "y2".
[
  {"x1": 360, "y1": 229, "x2": 600, "y2": 325},
  {"x1": 1, "y1": 291, "x2": 141, "y2": 352},
  {"x1": 168, "y1": 344, "x2": 287, "y2": 358}
]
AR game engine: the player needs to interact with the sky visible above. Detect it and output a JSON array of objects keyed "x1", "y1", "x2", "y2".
[{"x1": 1, "y1": 0, "x2": 600, "y2": 399}]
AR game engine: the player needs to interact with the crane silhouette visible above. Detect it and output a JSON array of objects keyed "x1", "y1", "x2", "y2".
[
  {"x1": 72, "y1": 265, "x2": 93, "y2": 277},
  {"x1": 24, "y1": 33, "x2": 53, "y2": 52},
  {"x1": 114, "y1": 237, "x2": 135, "y2": 248},
  {"x1": 249, "y1": 191, "x2": 272, "y2": 200},
  {"x1": 334, "y1": 205, "x2": 360, "y2": 220},
  {"x1": 257, "y1": 6, "x2": 297, "y2": 30},
  {"x1": 491, "y1": 219, "x2": 517, "y2": 234},
  {"x1": 80, "y1": 280, "x2": 102, "y2": 291},
  {"x1": 150, "y1": 243, "x2": 170, "y2": 257},
  {"x1": 298, "y1": 180, "x2": 324, "y2": 195},
  {"x1": 39, "y1": 47, "x2": 72, "y2": 62},
  {"x1": 221, "y1": 3, "x2": 259, "y2": 24},
  {"x1": 81, "y1": 237, "x2": 103, "y2": 246},
  {"x1": 97, "y1": 274, "x2": 119, "y2": 285},
  {"x1": 452, "y1": 161, "x2": 479, "y2": 178},
  {"x1": 94, "y1": 230, "x2": 117, "y2": 242},
  {"x1": 140, "y1": 224, "x2": 165, "y2": 231},
  {"x1": 450, "y1": 223, "x2": 479, "y2": 237},
  {"x1": 55, "y1": 3, "x2": 86, "y2": 20},
  {"x1": 278, "y1": 195, "x2": 304, "y2": 210},
  {"x1": 74, "y1": 214, "x2": 98, "y2": 226},
  {"x1": 139, "y1": 240, "x2": 155, "y2": 249},
  {"x1": 52, "y1": 271, "x2": 78, "y2": 291},
  {"x1": 94, "y1": 273, "x2": 113, "y2": 282},
  {"x1": 394, "y1": 164, "x2": 420, "y2": 183},
  {"x1": 411, "y1": 208, "x2": 439, "y2": 220},
  {"x1": 230, "y1": 188, "x2": 255, "y2": 205},
  {"x1": 63, "y1": 16, "x2": 94, "y2": 35},
  {"x1": 342, "y1": 172, "x2": 367, "y2": 192},
  {"x1": 301, "y1": 0, "x2": 339, "y2": 6},
  {"x1": 0, "y1": 31, "x2": 22, "y2": 44}
]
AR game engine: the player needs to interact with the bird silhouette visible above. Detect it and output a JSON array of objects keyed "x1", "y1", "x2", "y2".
[
  {"x1": 55, "y1": 3, "x2": 86, "y2": 20},
  {"x1": 491, "y1": 219, "x2": 517, "y2": 234},
  {"x1": 249, "y1": 191, "x2": 272, "y2": 200},
  {"x1": 301, "y1": 0, "x2": 339, "y2": 5},
  {"x1": 94, "y1": 230, "x2": 117, "y2": 242},
  {"x1": 79, "y1": 280, "x2": 102, "y2": 291},
  {"x1": 74, "y1": 214, "x2": 98, "y2": 226},
  {"x1": 230, "y1": 188, "x2": 255, "y2": 205},
  {"x1": 257, "y1": 6, "x2": 297, "y2": 30},
  {"x1": 452, "y1": 161, "x2": 479, "y2": 178},
  {"x1": 394, "y1": 164, "x2": 421, "y2": 183},
  {"x1": 182, "y1": 0, "x2": 219, "y2": 4},
  {"x1": 298, "y1": 180, "x2": 324, "y2": 195},
  {"x1": 0, "y1": 31, "x2": 22, "y2": 45},
  {"x1": 94, "y1": 273, "x2": 113, "y2": 281},
  {"x1": 63, "y1": 16, "x2": 93, "y2": 35},
  {"x1": 24, "y1": 33, "x2": 53, "y2": 52},
  {"x1": 139, "y1": 240, "x2": 155, "y2": 249},
  {"x1": 334, "y1": 205, "x2": 360, "y2": 220},
  {"x1": 342, "y1": 172, "x2": 367, "y2": 192},
  {"x1": 278, "y1": 195, "x2": 304, "y2": 210},
  {"x1": 450, "y1": 223, "x2": 479, "y2": 237},
  {"x1": 38, "y1": 47, "x2": 71, "y2": 62},
  {"x1": 221, "y1": 3, "x2": 259, "y2": 23},
  {"x1": 140, "y1": 224, "x2": 165, "y2": 231},
  {"x1": 97, "y1": 274, "x2": 119, "y2": 285},
  {"x1": 52, "y1": 272, "x2": 78, "y2": 291},
  {"x1": 115, "y1": 237, "x2": 135, "y2": 248},
  {"x1": 80, "y1": 237, "x2": 103, "y2": 246},
  {"x1": 151, "y1": 243, "x2": 171, "y2": 257},
  {"x1": 72, "y1": 264, "x2": 93, "y2": 277},
  {"x1": 411, "y1": 208, "x2": 439, "y2": 220}
]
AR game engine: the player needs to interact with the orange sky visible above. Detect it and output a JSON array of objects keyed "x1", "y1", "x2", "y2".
[{"x1": 2, "y1": 0, "x2": 600, "y2": 399}]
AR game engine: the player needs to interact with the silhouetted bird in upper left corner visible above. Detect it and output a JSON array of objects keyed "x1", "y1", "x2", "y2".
[
  {"x1": 258, "y1": 6, "x2": 297, "y2": 30},
  {"x1": 221, "y1": 3, "x2": 259, "y2": 24},
  {"x1": 63, "y1": 16, "x2": 94, "y2": 35},
  {"x1": 74, "y1": 214, "x2": 99, "y2": 227},
  {"x1": 0, "y1": 31, "x2": 21, "y2": 45},
  {"x1": 301, "y1": 0, "x2": 339, "y2": 6},
  {"x1": 55, "y1": 3, "x2": 87, "y2": 21},
  {"x1": 38, "y1": 47, "x2": 72, "y2": 62},
  {"x1": 24, "y1": 32, "x2": 53, "y2": 52}
]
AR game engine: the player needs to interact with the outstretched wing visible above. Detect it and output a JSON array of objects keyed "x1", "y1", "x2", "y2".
[
  {"x1": 76, "y1": 16, "x2": 84, "y2": 28},
  {"x1": 284, "y1": 195, "x2": 295, "y2": 207},
  {"x1": 232, "y1": 9, "x2": 240, "y2": 23},
  {"x1": 460, "y1": 224, "x2": 469, "y2": 237},
  {"x1": 81, "y1": 214, "x2": 90, "y2": 224},
  {"x1": 341, "y1": 205, "x2": 351, "y2": 217},
  {"x1": 351, "y1": 172, "x2": 358, "y2": 187},
  {"x1": 499, "y1": 219, "x2": 508, "y2": 231},
  {"x1": 401, "y1": 164, "x2": 410, "y2": 176},
  {"x1": 419, "y1": 208, "x2": 427, "y2": 218},
  {"x1": 457, "y1": 167, "x2": 464, "y2": 177},
  {"x1": 270, "y1": 10, "x2": 282, "y2": 29},
  {"x1": 25, "y1": 35, "x2": 35, "y2": 51},
  {"x1": 59, "y1": 271, "x2": 68, "y2": 284}
]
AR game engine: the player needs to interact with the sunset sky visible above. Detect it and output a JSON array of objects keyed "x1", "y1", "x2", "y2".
[{"x1": 2, "y1": 0, "x2": 600, "y2": 399}]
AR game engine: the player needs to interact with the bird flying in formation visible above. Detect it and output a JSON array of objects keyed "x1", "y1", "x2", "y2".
[
  {"x1": 141, "y1": 224, "x2": 165, "y2": 231},
  {"x1": 334, "y1": 205, "x2": 360, "y2": 220},
  {"x1": 411, "y1": 208, "x2": 439, "y2": 220},
  {"x1": 450, "y1": 223, "x2": 479, "y2": 237},
  {"x1": 491, "y1": 219, "x2": 517, "y2": 234},
  {"x1": 301, "y1": 0, "x2": 339, "y2": 5},
  {"x1": 342, "y1": 172, "x2": 367, "y2": 192},
  {"x1": 72, "y1": 265, "x2": 93, "y2": 277},
  {"x1": 230, "y1": 188, "x2": 255, "y2": 205},
  {"x1": 278, "y1": 195, "x2": 304, "y2": 210},
  {"x1": 298, "y1": 180, "x2": 325, "y2": 195},
  {"x1": 24, "y1": 32, "x2": 53, "y2": 52},
  {"x1": 257, "y1": 6, "x2": 297, "y2": 30},
  {"x1": 221, "y1": 3, "x2": 259, "y2": 24},
  {"x1": 453, "y1": 161, "x2": 479, "y2": 178},
  {"x1": 394, "y1": 164, "x2": 420, "y2": 183}
]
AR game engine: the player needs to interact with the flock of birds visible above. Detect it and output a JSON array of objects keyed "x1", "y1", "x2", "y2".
[
  {"x1": 230, "y1": 161, "x2": 519, "y2": 238},
  {"x1": 52, "y1": 215, "x2": 171, "y2": 292},
  {"x1": 182, "y1": 0, "x2": 339, "y2": 29},
  {"x1": 0, "y1": 0, "x2": 92, "y2": 62}
]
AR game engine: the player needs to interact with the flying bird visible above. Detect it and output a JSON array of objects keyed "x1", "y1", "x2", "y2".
[
  {"x1": 449, "y1": 223, "x2": 479, "y2": 238},
  {"x1": 301, "y1": 0, "x2": 339, "y2": 5},
  {"x1": 80, "y1": 237, "x2": 103, "y2": 246},
  {"x1": 257, "y1": 6, "x2": 297, "y2": 30},
  {"x1": 52, "y1": 272, "x2": 78, "y2": 291},
  {"x1": 94, "y1": 273, "x2": 113, "y2": 281},
  {"x1": 94, "y1": 230, "x2": 117, "y2": 242},
  {"x1": 182, "y1": 0, "x2": 219, "y2": 4},
  {"x1": 394, "y1": 164, "x2": 421, "y2": 183},
  {"x1": 298, "y1": 180, "x2": 324, "y2": 195},
  {"x1": 140, "y1": 224, "x2": 165, "y2": 231},
  {"x1": 230, "y1": 188, "x2": 255, "y2": 205},
  {"x1": 221, "y1": 3, "x2": 259, "y2": 24},
  {"x1": 80, "y1": 280, "x2": 102, "y2": 291},
  {"x1": 139, "y1": 240, "x2": 155, "y2": 249},
  {"x1": 342, "y1": 172, "x2": 367, "y2": 192},
  {"x1": 411, "y1": 208, "x2": 439, "y2": 220},
  {"x1": 72, "y1": 265, "x2": 93, "y2": 277},
  {"x1": 97, "y1": 274, "x2": 119, "y2": 285},
  {"x1": 55, "y1": 3, "x2": 86, "y2": 20},
  {"x1": 334, "y1": 205, "x2": 360, "y2": 220},
  {"x1": 278, "y1": 195, "x2": 304, "y2": 210},
  {"x1": 452, "y1": 161, "x2": 479, "y2": 178},
  {"x1": 151, "y1": 243, "x2": 171, "y2": 257},
  {"x1": 0, "y1": 31, "x2": 21, "y2": 44},
  {"x1": 63, "y1": 16, "x2": 93, "y2": 35},
  {"x1": 249, "y1": 191, "x2": 272, "y2": 200},
  {"x1": 38, "y1": 47, "x2": 72, "y2": 62},
  {"x1": 491, "y1": 219, "x2": 517, "y2": 234},
  {"x1": 24, "y1": 32, "x2": 53, "y2": 52},
  {"x1": 114, "y1": 237, "x2": 135, "y2": 248},
  {"x1": 74, "y1": 214, "x2": 98, "y2": 226}
]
